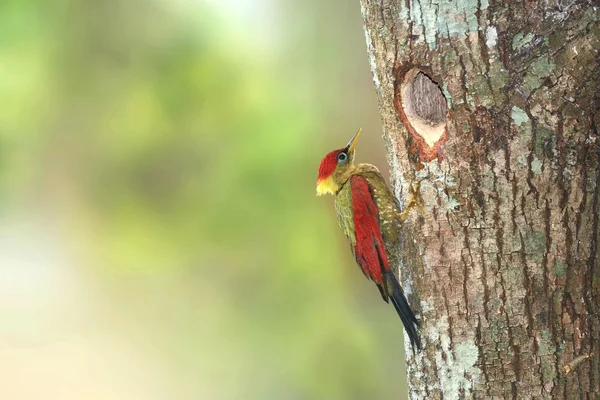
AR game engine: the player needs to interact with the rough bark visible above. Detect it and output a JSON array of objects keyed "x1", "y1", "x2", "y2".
[{"x1": 360, "y1": 0, "x2": 600, "y2": 398}]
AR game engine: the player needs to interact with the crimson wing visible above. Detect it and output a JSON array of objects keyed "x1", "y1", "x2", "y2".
[
  {"x1": 344, "y1": 175, "x2": 422, "y2": 350},
  {"x1": 348, "y1": 175, "x2": 390, "y2": 285}
]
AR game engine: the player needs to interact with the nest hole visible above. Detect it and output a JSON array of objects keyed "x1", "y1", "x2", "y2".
[{"x1": 400, "y1": 69, "x2": 448, "y2": 148}]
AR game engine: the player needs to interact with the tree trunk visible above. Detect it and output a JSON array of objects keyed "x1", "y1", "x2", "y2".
[{"x1": 359, "y1": 0, "x2": 600, "y2": 398}]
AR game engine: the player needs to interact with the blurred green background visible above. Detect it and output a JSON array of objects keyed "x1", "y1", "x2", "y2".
[{"x1": 0, "y1": 0, "x2": 409, "y2": 399}]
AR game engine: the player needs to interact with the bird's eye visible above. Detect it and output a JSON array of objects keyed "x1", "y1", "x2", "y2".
[{"x1": 337, "y1": 152, "x2": 347, "y2": 163}]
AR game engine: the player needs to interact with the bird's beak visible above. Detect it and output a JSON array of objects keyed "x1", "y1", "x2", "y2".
[{"x1": 346, "y1": 128, "x2": 362, "y2": 152}]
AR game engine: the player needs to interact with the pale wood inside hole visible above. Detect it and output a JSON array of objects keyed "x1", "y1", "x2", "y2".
[{"x1": 401, "y1": 69, "x2": 448, "y2": 148}]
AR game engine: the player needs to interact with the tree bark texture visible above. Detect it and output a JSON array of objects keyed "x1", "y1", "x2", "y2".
[{"x1": 359, "y1": 0, "x2": 600, "y2": 398}]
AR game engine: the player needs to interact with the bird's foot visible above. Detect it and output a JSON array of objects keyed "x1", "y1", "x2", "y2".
[{"x1": 398, "y1": 176, "x2": 427, "y2": 223}]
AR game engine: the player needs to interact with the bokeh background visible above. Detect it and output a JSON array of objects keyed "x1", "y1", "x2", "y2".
[{"x1": 0, "y1": 0, "x2": 410, "y2": 398}]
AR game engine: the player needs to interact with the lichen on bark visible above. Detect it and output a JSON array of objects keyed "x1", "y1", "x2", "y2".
[{"x1": 360, "y1": 0, "x2": 600, "y2": 398}]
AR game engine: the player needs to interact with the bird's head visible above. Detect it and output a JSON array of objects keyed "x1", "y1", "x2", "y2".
[{"x1": 316, "y1": 128, "x2": 362, "y2": 196}]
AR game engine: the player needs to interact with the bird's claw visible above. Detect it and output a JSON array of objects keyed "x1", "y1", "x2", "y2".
[
  {"x1": 399, "y1": 176, "x2": 427, "y2": 222},
  {"x1": 409, "y1": 177, "x2": 426, "y2": 214}
]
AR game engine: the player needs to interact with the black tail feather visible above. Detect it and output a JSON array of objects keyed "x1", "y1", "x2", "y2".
[{"x1": 387, "y1": 271, "x2": 422, "y2": 351}]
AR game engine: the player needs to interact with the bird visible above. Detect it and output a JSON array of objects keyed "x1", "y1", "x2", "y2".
[{"x1": 316, "y1": 128, "x2": 422, "y2": 350}]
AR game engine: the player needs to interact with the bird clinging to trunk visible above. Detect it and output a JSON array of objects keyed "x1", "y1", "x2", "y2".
[{"x1": 316, "y1": 128, "x2": 422, "y2": 350}]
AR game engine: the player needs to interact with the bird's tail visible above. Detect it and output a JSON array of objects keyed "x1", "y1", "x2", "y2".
[{"x1": 387, "y1": 271, "x2": 422, "y2": 351}]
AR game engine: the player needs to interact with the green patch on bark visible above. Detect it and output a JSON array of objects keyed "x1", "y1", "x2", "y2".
[
  {"x1": 522, "y1": 77, "x2": 540, "y2": 96},
  {"x1": 506, "y1": 234, "x2": 522, "y2": 253},
  {"x1": 444, "y1": 174, "x2": 457, "y2": 188},
  {"x1": 487, "y1": 319, "x2": 507, "y2": 342},
  {"x1": 447, "y1": 197, "x2": 461, "y2": 211},
  {"x1": 530, "y1": 57, "x2": 555, "y2": 77},
  {"x1": 531, "y1": 158, "x2": 542, "y2": 174},
  {"x1": 410, "y1": 0, "x2": 486, "y2": 49},
  {"x1": 466, "y1": 92, "x2": 475, "y2": 107},
  {"x1": 427, "y1": 319, "x2": 481, "y2": 398},
  {"x1": 511, "y1": 106, "x2": 529, "y2": 127},
  {"x1": 455, "y1": 342, "x2": 480, "y2": 368},
  {"x1": 552, "y1": 260, "x2": 566, "y2": 277},
  {"x1": 482, "y1": 168, "x2": 495, "y2": 191},
  {"x1": 489, "y1": 67, "x2": 509, "y2": 92},
  {"x1": 504, "y1": 264, "x2": 524, "y2": 289},
  {"x1": 538, "y1": 330, "x2": 554, "y2": 356},
  {"x1": 534, "y1": 127, "x2": 556, "y2": 158},
  {"x1": 525, "y1": 231, "x2": 546, "y2": 264},
  {"x1": 446, "y1": 342, "x2": 481, "y2": 398},
  {"x1": 522, "y1": 57, "x2": 556, "y2": 96},
  {"x1": 512, "y1": 32, "x2": 534, "y2": 50},
  {"x1": 473, "y1": 76, "x2": 493, "y2": 106},
  {"x1": 540, "y1": 355, "x2": 556, "y2": 384},
  {"x1": 442, "y1": 84, "x2": 453, "y2": 108}
]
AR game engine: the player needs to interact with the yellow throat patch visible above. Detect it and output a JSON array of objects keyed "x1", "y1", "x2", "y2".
[{"x1": 316, "y1": 176, "x2": 338, "y2": 196}]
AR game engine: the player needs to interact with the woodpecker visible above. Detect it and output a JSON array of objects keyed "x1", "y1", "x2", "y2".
[{"x1": 316, "y1": 128, "x2": 422, "y2": 350}]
